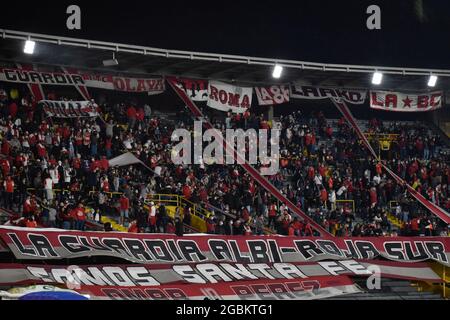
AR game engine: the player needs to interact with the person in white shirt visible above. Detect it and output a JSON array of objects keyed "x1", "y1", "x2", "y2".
[
  {"x1": 329, "y1": 190, "x2": 337, "y2": 210},
  {"x1": 314, "y1": 174, "x2": 323, "y2": 186},
  {"x1": 63, "y1": 167, "x2": 72, "y2": 188},
  {"x1": 48, "y1": 206, "x2": 57, "y2": 228},
  {"x1": 144, "y1": 104, "x2": 152, "y2": 119},
  {"x1": 336, "y1": 185, "x2": 347, "y2": 198},
  {"x1": 148, "y1": 202, "x2": 157, "y2": 233},
  {"x1": 373, "y1": 174, "x2": 381, "y2": 185},
  {"x1": 44, "y1": 177, "x2": 54, "y2": 201},
  {"x1": 364, "y1": 169, "x2": 371, "y2": 181},
  {"x1": 49, "y1": 167, "x2": 59, "y2": 185}
]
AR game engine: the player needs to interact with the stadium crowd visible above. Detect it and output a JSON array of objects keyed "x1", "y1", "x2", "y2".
[{"x1": 0, "y1": 86, "x2": 449, "y2": 237}]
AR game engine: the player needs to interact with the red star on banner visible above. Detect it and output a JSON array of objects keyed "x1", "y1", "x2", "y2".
[{"x1": 402, "y1": 96, "x2": 413, "y2": 108}]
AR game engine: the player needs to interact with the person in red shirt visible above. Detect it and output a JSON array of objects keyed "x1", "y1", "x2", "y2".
[
  {"x1": 128, "y1": 220, "x2": 139, "y2": 233},
  {"x1": 127, "y1": 105, "x2": 137, "y2": 130},
  {"x1": 72, "y1": 155, "x2": 81, "y2": 171},
  {"x1": 36, "y1": 143, "x2": 47, "y2": 159},
  {"x1": 199, "y1": 187, "x2": 208, "y2": 203},
  {"x1": 305, "y1": 132, "x2": 312, "y2": 146},
  {"x1": 101, "y1": 177, "x2": 110, "y2": 192},
  {"x1": 0, "y1": 159, "x2": 10, "y2": 176},
  {"x1": 291, "y1": 218, "x2": 303, "y2": 236},
  {"x1": 8, "y1": 101, "x2": 18, "y2": 118},
  {"x1": 326, "y1": 125, "x2": 333, "y2": 139},
  {"x1": 90, "y1": 158, "x2": 101, "y2": 172},
  {"x1": 1, "y1": 139, "x2": 10, "y2": 156},
  {"x1": 25, "y1": 216, "x2": 38, "y2": 228},
  {"x1": 100, "y1": 156, "x2": 109, "y2": 171},
  {"x1": 304, "y1": 223, "x2": 314, "y2": 236},
  {"x1": 369, "y1": 186, "x2": 378, "y2": 208},
  {"x1": 74, "y1": 203, "x2": 86, "y2": 231},
  {"x1": 307, "y1": 166, "x2": 315, "y2": 180},
  {"x1": 410, "y1": 217, "x2": 420, "y2": 236},
  {"x1": 328, "y1": 176, "x2": 334, "y2": 189},
  {"x1": 105, "y1": 138, "x2": 112, "y2": 159},
  {"x1": 241, "y1": 207, "x2": 250, "y2": 223},
  {"x1": 3, "y1": 176, "x2": 15, "y2": 209},
  {"x1": 136, "y1": 107, "x2": 145, "y2": 128},
  {"x1": 280, "y1": 158, "x2": 289, "y2": 168},
  {"x1": 23, "y1": 196, "x2": 33, "y2": 217},
  {"x1": 166, "y1": 219, "x2": 176, "y2": 234},
  {"x1": 75, "y1": 130, "x2": 83, "y2": 149},
  {"x1": 243, "y1": 223, "x2": 252, "y2": 236},
  {"x1": 206, "y1": 218, "x2": 216, "y2": 234},
  {"x1": 268, "y1": 203, "x2": 278, "y2": 229},
  {"x1": 119, "y1": 195, "x2": 130, "y2": 226},
  {"x1": 320, "y1": 188, "x2": 328, "y2": 207},
  {"x1": 288, "y1": 223, "x2": 296, "y2": 236},
  {"x1": 183, "y1": 184, "x2": 192, "y2": 199},
  {"x1": 375, "y1": 162, "x2": 382, "y2": 176}
]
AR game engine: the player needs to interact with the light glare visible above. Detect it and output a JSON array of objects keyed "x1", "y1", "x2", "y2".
[
  {"x1": 372, "y1": 72, "x2": 383, "y2": 85},
  {"x1": 272, "y1": 65, "x2": 283, "y2": 78},
  {"x1": 24, "y1": 40, "x2": 35, "y2": 54}
]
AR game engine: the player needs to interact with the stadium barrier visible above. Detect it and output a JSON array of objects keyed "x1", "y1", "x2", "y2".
[{"x1": 335, "y1": 199, "x2": 355, "y2": 212}]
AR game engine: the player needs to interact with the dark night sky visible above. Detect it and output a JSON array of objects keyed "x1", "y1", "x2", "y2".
[{"x1": 2, "y1": 0, "x2": 450, "y2": 69}]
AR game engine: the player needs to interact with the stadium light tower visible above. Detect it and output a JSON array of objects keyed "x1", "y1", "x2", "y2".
[
  {"x1": 372, "y1": 71, "x2": 383, "y2": 85},
  {"x1": 23, "y1": 40, "x2": 35, "y2": 54},
  {"x1": 272, "y1": 64, "x2": 283, "y2": 78},
  {"x1": 427, "y1": 75, "x2": 437, "y2": 87}
]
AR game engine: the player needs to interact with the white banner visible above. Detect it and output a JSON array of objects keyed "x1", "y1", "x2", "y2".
[
  {"x1": 173, "y1": 78, "x2": 208, "y2": 101},
  {"x1": 39, "y1": 100, "x2": 99, "y2": 118},
  {"x1": 207, "y1": 81, "x2": 252, "y2": 113},
  {"x1": 370, "y1": 91, "x2": 443, "y2": 112},
  {"x1": 81, "y1": 74, "x2": 165, "y2": 95},
  {"x1": 0, "y1": 68, "x2": 84, "y2": 86},
  {"x1": 108, "y1": 152, "x2": 142, "y2": 167},
  {"x1": 290, "y1": 84, "x2": 367, "y2": 104},
  {"x1": 255, "y1": 85, "x2": 290, "y2": 106}
]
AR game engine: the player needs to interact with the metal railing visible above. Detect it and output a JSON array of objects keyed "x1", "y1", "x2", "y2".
[
  {"x1": 335, "y1": 199, "x2": 355, "y2": 212},
  {"x1": 2, "y1": 28, "x2": 450, "y2": 78}
]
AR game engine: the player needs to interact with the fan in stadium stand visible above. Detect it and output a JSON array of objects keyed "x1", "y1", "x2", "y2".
[{"x1": 0, "y1": 2, "x2": 449, "y2": 303}]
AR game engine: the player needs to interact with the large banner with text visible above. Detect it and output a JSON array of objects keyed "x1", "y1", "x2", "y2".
[
  {"x1": 207, "y1": 81, "x2": 253, "y2": 113},
  {"x1": 370, "y1": 91, "x2": 443, "y2": 112},
  {"x1": 0, "y1": 67, "x2": 165, "y2": 95},
  {"x1": 0, "y1": 226, "x2": 446, "y2": 299},
  {"x1": 290, "y1": 84, "x2": 367, "y2": 105}
]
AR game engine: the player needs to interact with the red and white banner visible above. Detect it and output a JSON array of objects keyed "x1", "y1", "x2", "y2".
[
  {"x1": 255, "y1": 85, "x2": 290, "y2": 106},
  {"x1": 39, "y1": 100, "x2": 100, "y2": 118},
  {"x1": 0, "y1": 227, "x2": 448, "y2": 266},
  {"x1": 0, "y1": 227, "x2": 447, "y2": 300},
  {"x1": 56, "y1": 276, "x2": 357, "y2": 300},
  {"x1": 0, "y1": 67, "x2": 86, "y2": 87},
  {"x1": 0, "y1": 67, "x2": 165, "y2": 95},
  {"x1": 81, "y1": 73, "x2": 165, "y2": 95},
  {"x1": 207, "y1": 81, "x2": 252, "y2": 113},
  {"x1": 370, "y1": 91, "x2": 443, "y2": 112},
  {"x1": 173, "y1": 78, "x2": 208, "y2": 101},
  {"x1": 290, "y1": 84, "x2": 367, "y2": 105},
  {"x1": 14, "y1": 63, "x2": 45, "y2": 101},
  {"x1": 0, "y1": 260, "x2": 440, "y2": 289},
  {"x1": 61, "y1": 66, "x2": 91, "y2": 100}
]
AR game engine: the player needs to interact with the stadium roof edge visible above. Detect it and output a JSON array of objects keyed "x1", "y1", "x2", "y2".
[{"x1": 2, "y1": 28, "x2": 450, "y2": 78}]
